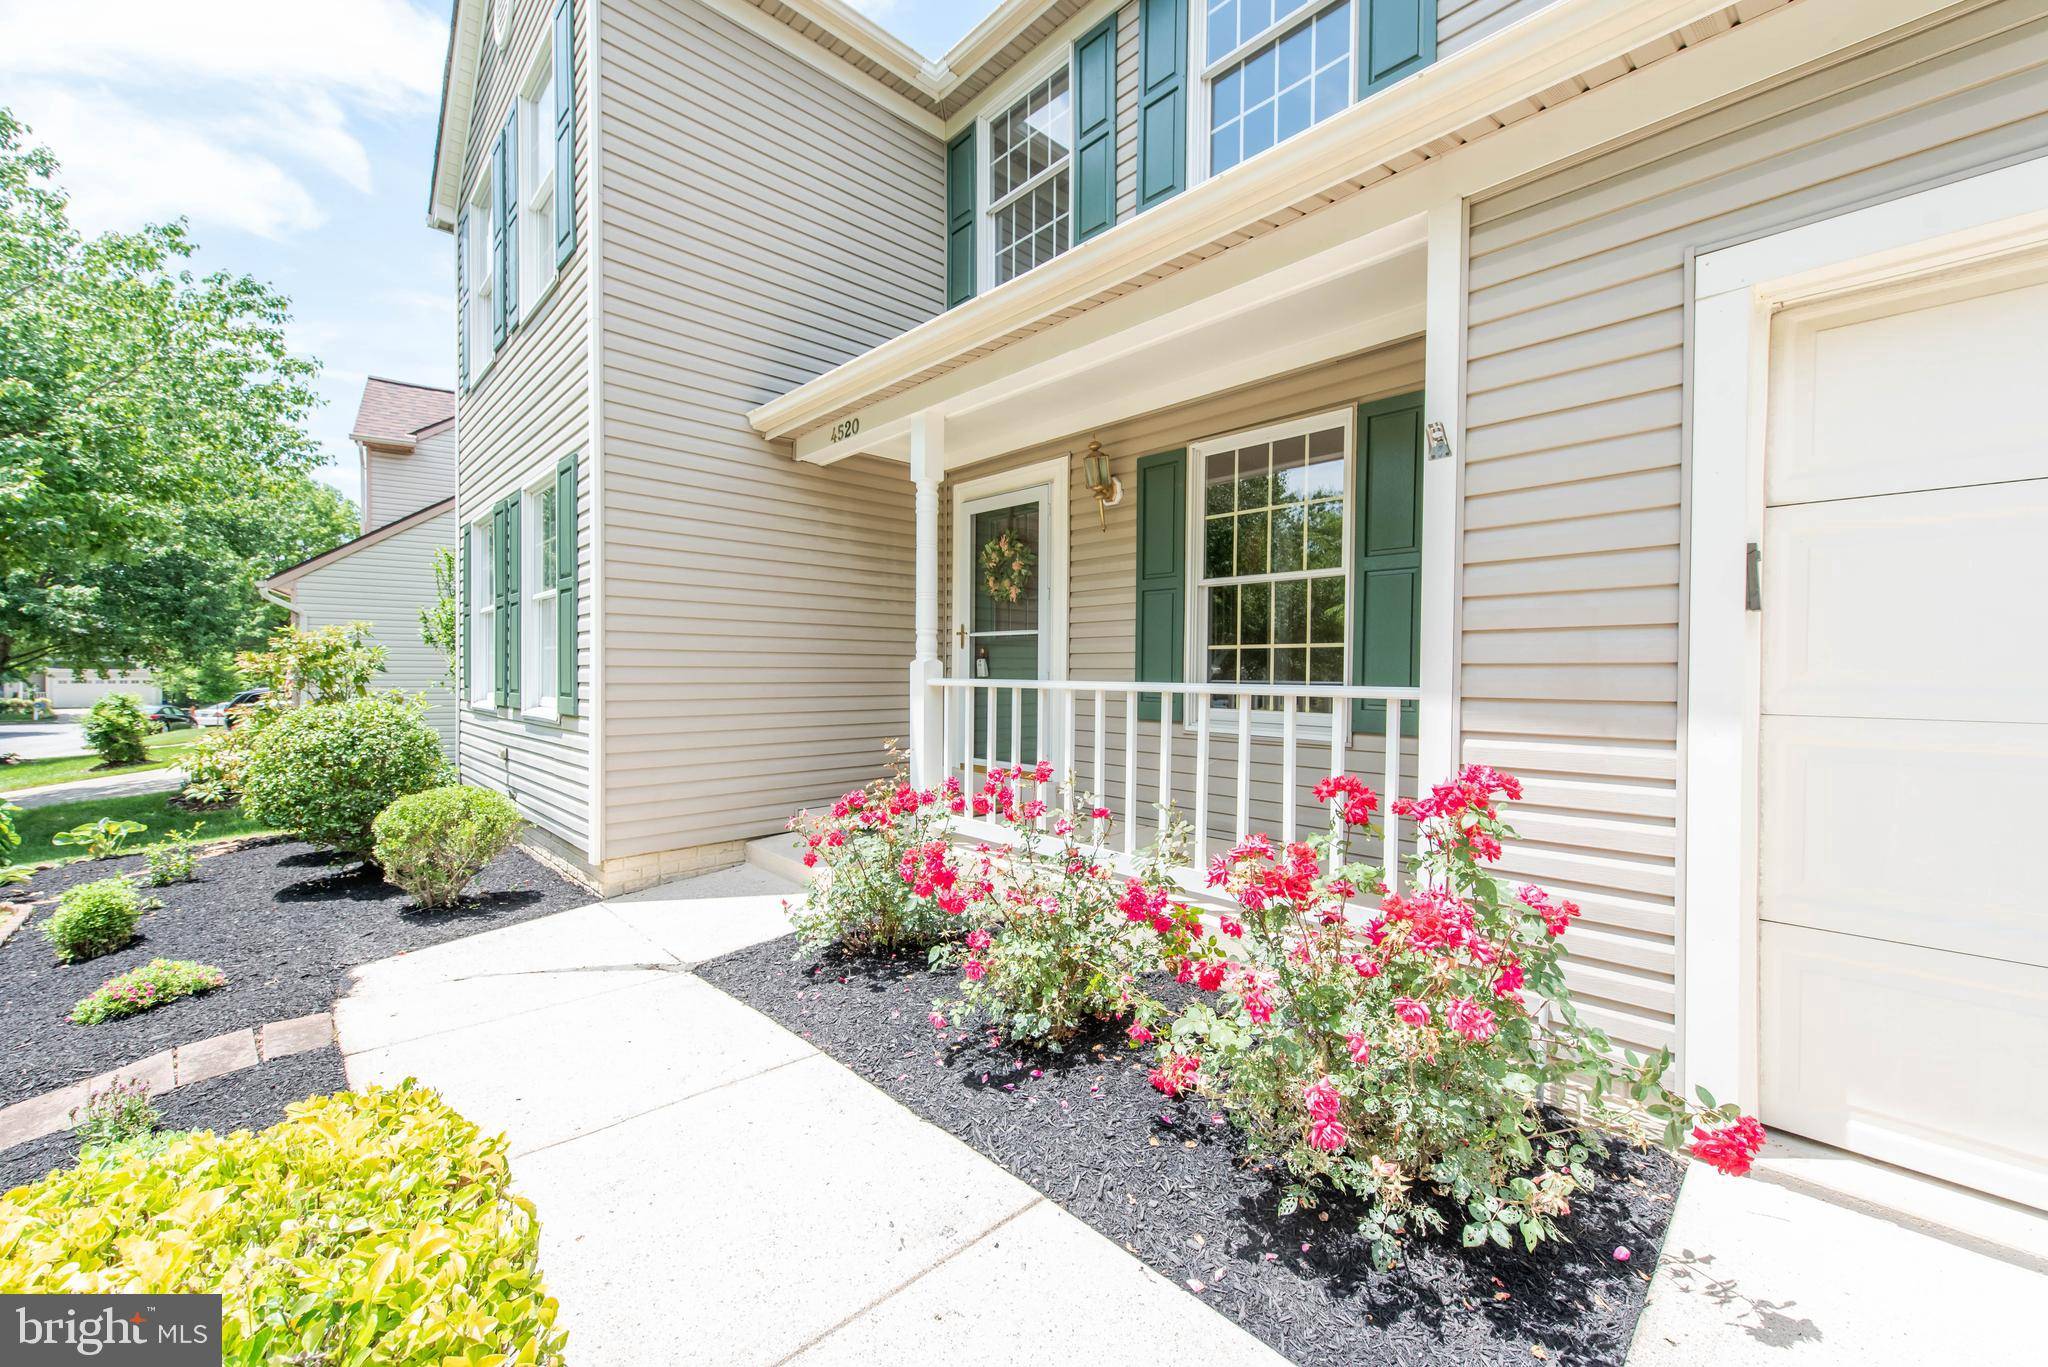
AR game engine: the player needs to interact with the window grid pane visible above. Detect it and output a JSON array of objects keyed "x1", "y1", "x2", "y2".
[
  {"x1": 1208, "y1": 1, "x2": 1353, "y2": 175},
  {"x1": 990, "y1": 68, "x2": 1073, "y2": 286},
  {"x1": 1197, "y1": 420, "x2": 1347, "y2": 714}
]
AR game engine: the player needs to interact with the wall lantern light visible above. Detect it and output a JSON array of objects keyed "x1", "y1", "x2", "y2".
[{"x1": 1080, "y1": 440, "x2": 1122, "y2": 528}]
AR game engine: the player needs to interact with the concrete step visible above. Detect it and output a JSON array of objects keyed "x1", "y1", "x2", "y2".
[{"x1": 744, "y1": 834, "x2": 818, "y2": 888}]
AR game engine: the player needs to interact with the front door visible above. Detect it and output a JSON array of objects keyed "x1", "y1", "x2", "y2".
[{"x1": 958, "y1": 486, "x2": 1051, "y2": 768}]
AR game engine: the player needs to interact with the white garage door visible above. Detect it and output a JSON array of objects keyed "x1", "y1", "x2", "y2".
[{"x1": 1759, "y1": 253, "x2": 2048, "y2": 1209}]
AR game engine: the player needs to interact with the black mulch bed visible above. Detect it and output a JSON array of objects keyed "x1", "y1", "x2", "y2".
[
  {"x1": 698, "y1": 936, "x2": 1683, "y2": 1367},
  {"x1": 0, "y1": 838, "x2": 589, "y2": 1109},
  {"x1": 0, "y1": 1045, "x2": 351, "y2": 1194}
]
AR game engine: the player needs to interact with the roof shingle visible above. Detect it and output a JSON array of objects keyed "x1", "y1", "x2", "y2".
[{"x1": 351, "y1": 377, "x2": 456, "y2": 446}]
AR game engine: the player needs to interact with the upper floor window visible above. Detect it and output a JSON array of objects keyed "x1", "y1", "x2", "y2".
[
  {"x1": 466, "y1": 174, "x2": 495, "y2": 375},
  {"x1": 987, "y1": 65, "x2": 1072, "y2": 287},
  {"x1": 518, "y1": 37, "x2": 559, "y2": 311},
  {"x1": 1206, "y1": 0, "x2": 1353, "y2": 175}
]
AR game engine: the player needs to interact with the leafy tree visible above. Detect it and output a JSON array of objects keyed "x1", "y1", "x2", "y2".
[
  {"x1": 238, "y1": 622, "x2": 387, "y2": 703},
  {"x1": 0, "y1": 107, "x2": 346, "y2": 679},
  {"x1": 420, "y1": 546, "x2": 457, "y2": 687}
]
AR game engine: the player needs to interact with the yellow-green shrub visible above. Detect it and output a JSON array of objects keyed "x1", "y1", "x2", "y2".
[{"x1": 0, "y1": 1082, "x2": 567, "y2": 1365}]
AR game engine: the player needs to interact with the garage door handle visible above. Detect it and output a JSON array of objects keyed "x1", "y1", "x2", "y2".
[{"x1": 1746, "y1": 543, "x2": 1763, "y2": 612}]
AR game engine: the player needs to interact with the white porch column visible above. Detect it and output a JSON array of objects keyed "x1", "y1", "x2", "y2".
[
  {"x1": 908, "y1": 411, "x2": 946, "y2": 789},
  {"x1": 1419, "y1": 198, "x2": 1468, "y2": 788}
]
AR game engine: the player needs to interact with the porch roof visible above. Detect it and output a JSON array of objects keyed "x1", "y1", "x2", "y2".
[{"x1": 747, "y1": 0, "x2": 1780, "y2": 466}]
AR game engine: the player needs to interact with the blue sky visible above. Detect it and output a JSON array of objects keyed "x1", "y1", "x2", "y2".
[{"x1": 0, "y1": 0, "x2": 985, "y2": 506}]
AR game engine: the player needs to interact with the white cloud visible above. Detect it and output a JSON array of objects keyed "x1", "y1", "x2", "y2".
[{"x1": 0, "y1": 0, "x2": 444, "y2": 237}]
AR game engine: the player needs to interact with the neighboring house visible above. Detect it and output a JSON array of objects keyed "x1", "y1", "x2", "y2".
[
  {"x1": 354, "y1": 377, "x2": 460, "y2": 531},
  {"x1": 37, "y1": 668, "x2": 162, "y2": 709},
  {"x1": 429, "y1": 0, "x2": 2048, "y2": 1213},
  {"x1": 261, "y1": 379, "x2": 460, "y2": 753}
]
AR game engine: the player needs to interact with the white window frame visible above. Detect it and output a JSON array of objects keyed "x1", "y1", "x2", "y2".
[
  {"x1": 520, "y1": 475, "x2": 561, "y2": 719},
  {"x1": 1190, "y1": 0, "x2": 1357, "y2": 189},
  {"x1": 978, "y1": 48, "x2": 1078, "y2": 290},
  {"x1": 466, "y1": 170, "x2": 496, "y2": 380},
  {"x1": 468, "y1": 515, "x2": 497, "y2": 708},
  {"x1": 1186, "y1": 406, "x2": 1355, "y2": 738},
  {"x1": 516, "y1": 31, "x2": 560, "y2": 318}
]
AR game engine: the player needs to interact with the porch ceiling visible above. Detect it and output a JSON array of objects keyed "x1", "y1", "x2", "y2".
[
  {"x1": 746, "y1": 0, "x2": 1799, "y2": 458},
  {"x1": 819, "y1": 216, "x2": 1427, "y2": 473}
]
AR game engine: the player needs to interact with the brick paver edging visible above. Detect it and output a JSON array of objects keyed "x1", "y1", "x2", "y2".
[{"x1": 0, "y1": 1011, "x2": 336, "y2": 1151}]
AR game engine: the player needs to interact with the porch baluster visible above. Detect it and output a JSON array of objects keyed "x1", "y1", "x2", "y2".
[
  {"x1": 1060, "y1": 689, "x2": 1077, "y2": 815},
  {"x1": 1328, "y1": 710, "x2": 1345, "y2": 874},
  {"x1": 1235, "y1": 692, "x2": 1251, "y2": 842},
  {"x1": 1281, "y1": 696, "x2": 1298, "y2": 846},
  {"x1": 1192, "y1": 693, "x2": 1211, "y2": 871},
  {"x1": 1093, "y1": 689, "x2": 1107, "y2": 814},
  {"x1": 1383, "y1": 699, "x2": 1402, "y2": 878},
  {"x1": 1123, "y1": 690, "x2": 1139, "y2": 856}
]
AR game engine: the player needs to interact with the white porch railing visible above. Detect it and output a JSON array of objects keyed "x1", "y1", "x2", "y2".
[{"x1": 926, "y1": 678, "x2": 1422, "y2": 889}]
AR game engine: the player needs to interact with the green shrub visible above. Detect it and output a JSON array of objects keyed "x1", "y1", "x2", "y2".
[
  {"x1": 81, "y1": 692, "x2": 159, "y2": 766},
  {"x1": 50, "y1": 817, "x2": 147, "y2": 860},
  {"x1": 178, "y1": 724, "x2": 258, "y2": 805},
  {"x1": 142, "y1": 823, "x2": 205, "y2": 886},
  {"x1": 68, "y1": 1078, "x2": 158, "y2": 1147},
  {"x1": 71, "y1": 958, "x2": 226, "y2": 1024},
  {"x1": 0, "y1": 799, "x2": 18, "y2": 857},
  {"x1": 372, "y1": 785, "x2": 521, "y2": 908},
  {"x1": 0, "y1": 1083, "x2": 568, "y2": 1364},
  {"x1": 241, "y1": 693, "x2": 449, "y2": 851},
  {"x1": 40, "y1": 877, "x2": 143, "y2": 963}
]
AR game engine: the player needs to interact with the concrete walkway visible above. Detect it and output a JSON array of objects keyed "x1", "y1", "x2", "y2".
[
  {"x1": 332, "y1": 866, "x2": 2036, "y2": 1366},
  {"x1": 335, "y1": 865, "x2": 1284, "y2": 1367}
]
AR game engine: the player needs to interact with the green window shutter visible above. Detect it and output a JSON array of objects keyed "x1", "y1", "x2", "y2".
[
  {"x1": 1135, "y1": 0, "x2": 1187, "y2": 213},
  {"x1": 553, "y1": 0, "x2": 577, "y2": 266},
  {"x1": 491, "y1": 500, "x2": 510, "y2": 707},
  {"x1": 945, "y1": 128, "x2": 976, "y2": 308},
  {"x1": 1359, "y1": 0, "x2": 1437, "y2": 99},
  {"x1": 1072, "y1": 16, "x2": 1117, "y2": 244},
  {"x1": 499, "y1": 106, "x2": 520, "y2": 333},
  {"x1": 504, "y1": 493, "x2": 522, "y2": 706},
  {"x1": 459, "y1": 524, "x2": 471, "y2": 699},
  {"x1": 1350, "y1": 393, "x2": 1424, "y2": 737},
  {"x1": 1134, "y1": 449, "x2": 1187, "y2": 724},
  {"x1": 554, "y1": 454, "x2": 579, "y2": 715},
  {"x1": 489, "y1": 131, "x2": 508, "y2": 350},
  {"x1": 456, "y1": 206, "x2": 470, "y2": 390}
]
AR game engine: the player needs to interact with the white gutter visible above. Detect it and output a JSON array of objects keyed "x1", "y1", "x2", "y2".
[{"x1": 748, "y1": 0, "x2": 1750, "y2": 441}]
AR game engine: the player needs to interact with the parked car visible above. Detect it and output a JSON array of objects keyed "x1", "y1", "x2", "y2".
[
  {"x1": 194, "y1": 688, "x2": 270, "y2": 728},
  {"x1": 144, "y1": 703, "x2": 195, "y2": 730}
]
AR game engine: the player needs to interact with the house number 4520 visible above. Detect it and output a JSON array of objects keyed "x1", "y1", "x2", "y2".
[{"x1": 831, "y1": 417, "x2": 861, "y2": 442}]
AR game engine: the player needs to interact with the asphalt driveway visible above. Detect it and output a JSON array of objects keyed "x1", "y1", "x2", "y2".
[{"x1": 0, "y1": 723, "x2": 86, "y2": 761}]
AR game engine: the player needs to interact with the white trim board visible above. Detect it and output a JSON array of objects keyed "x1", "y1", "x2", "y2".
[{"x1": 1680, "y1": 154, "x2": 2048, "y2": 1106}]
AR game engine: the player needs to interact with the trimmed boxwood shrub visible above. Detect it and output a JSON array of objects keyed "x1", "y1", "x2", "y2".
[
  {"x1": 241, "y1": 693, "x2": 449, "y2": 852},
  {"x1": 0, "y1": 1083, "x2": 568, "y2": 1364},
  {"x1": 372, "y1": 785, "x2": 522, "y2": 909},
  {"x1": 82, "y1": 692, "x2": 158, "y2": 766},
  {"x1": 40, "y1": 877, "x2": 143, "y2": 963}
]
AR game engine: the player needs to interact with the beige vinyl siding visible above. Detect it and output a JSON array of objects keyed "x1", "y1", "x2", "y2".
[
  {"x1": 1438, "y1": 0, "x2": 1557, "y2": 57},
  {"x1": 1114, "y1": 0, "x2": 1139, "y2": 223},
  {"x1": 1461, "y1": 0, "x2": 2048, "y2": 1056},
  {"x1": 365, "y1": 426, "x2": 456, "y2": 528},
  {"x1": 455, "y1": 0, "x2": 594, "y2": 855},
  {"x1": 596, "y1": 0, "x2": 941, "y2": 861},
  {"x1": 291, "y1": 514, "x2": 459, "y2": 755},
  {"x1": 939, "y1": 339, "x2": 1425, "y2": 854}
]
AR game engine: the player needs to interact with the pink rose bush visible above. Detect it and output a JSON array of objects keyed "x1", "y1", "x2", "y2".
[
  {"x1": 786, "y1": 747, "x2": 962, "y2": 954},
  {"x1": 924, "y1": 763, "x2": 1196, "y2": 1048},
  {"x1": 1133, "y1": 764, "x2": 1760, "y2": 1267}
]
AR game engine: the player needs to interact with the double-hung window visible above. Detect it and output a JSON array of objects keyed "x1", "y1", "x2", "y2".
[
  {"x1": 521, "y1": 480, "x2": 559, "y2": 715},
  {"x1": 1195, "y1": 410, "x2": 1350, "y2": 716},
  {"x1": 518, "y1": 37, "x2": 558, "y2": 312},
  {"x1": 468, "y1": 516, "x2": 496, "y2": 706},
  {"x1": 466, "y1": 175, "x2": 495, "y2": 376},
  {"x1": 987, "y1": 64, "x2": 1073, "y2": 287},
  {"x1": 1205, "y1": 0, "x2": 1355, "y2": 176}
]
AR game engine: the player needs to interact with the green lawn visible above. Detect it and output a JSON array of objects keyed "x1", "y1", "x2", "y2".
[
  {"x1": 0, "y1": 729, "x2": 206, "y2": 793},
  {"x1": 7, "y1": 790, "x2": 274, "y2": 868}
]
